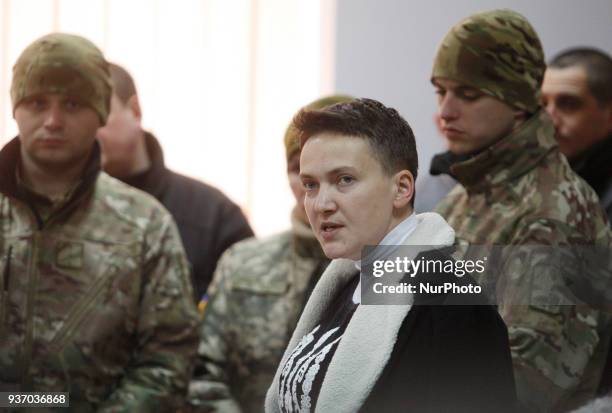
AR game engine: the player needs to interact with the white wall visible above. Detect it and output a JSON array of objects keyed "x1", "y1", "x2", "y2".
[
  {"x1": 0, "y1": 0, "x2": 333, "y2": 237},
  {"x1": 334, "y1": 0, "x2": 612, "y2": 178}
]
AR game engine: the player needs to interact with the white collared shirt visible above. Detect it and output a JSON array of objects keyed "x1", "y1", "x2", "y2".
[{"x1": 352, "y1": 213, "x2": 417, "y2": 303}]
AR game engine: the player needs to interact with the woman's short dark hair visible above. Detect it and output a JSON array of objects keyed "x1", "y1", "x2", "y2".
[
  {"x1": 294, "y1": 98, "x2": 419, "y2": 207},
  {"x1": 294, "y1": 97, "x2": 418, "y2": 180}
]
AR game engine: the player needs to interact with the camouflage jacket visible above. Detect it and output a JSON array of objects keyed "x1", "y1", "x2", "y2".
[
  {"x1": 0, "y1": 138, "x2": 200, "y2": 412},
  {"x1": 435, "y1": 112, "x2": 612, "y2": 412},
  {"x1": 187, "y1": 218, "x2": 329, "y2": 413}
]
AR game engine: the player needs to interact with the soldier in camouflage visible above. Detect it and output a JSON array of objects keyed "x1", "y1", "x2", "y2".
[
  {"x1": 431, "y1": 9, "x2": 612, "y2": 412},
  {"x1": 0, "y1": 33, "x2": 200, "y2": 412},
  {"x1": 186, "y1": 96, "x2": 352, "y2": 413}
]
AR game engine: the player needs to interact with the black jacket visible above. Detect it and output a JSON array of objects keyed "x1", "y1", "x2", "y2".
[
  {"x1": 361, "y1": 251, "x2": 516, "y2": 412},
  {"x1": 121, "y1": 133, "x2": 254, "y2": 300},
  {"x1": 569, "y1": 136, "x2": 612, "y2": 396},
  {"x1": 266, "y1": 213, "x2": 516, "y2": 413},
  {"x1": 569, "y1": 135, "x2": 612, "y2": 223}
]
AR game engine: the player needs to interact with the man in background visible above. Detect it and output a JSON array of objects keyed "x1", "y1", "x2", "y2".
[
  {"x1": 431, "y1": 9, "x2": 612, "y2": 412},
  {"x1": 542, "y1": 47, "x2": 612, "y2": 402},
  {"x1": 541, "y1": 47, "x2": 612, "y2": 221},
  {"x1": 97, "y1": 63, "x2": 254, "y2": 300}
]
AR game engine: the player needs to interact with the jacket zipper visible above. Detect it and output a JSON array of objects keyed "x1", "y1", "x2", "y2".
[
  {"x1": 0, "y1": 245, "x2": 12, "y2": 337},
  {"x1": 21, "y1": 234, "x2": 39, "y2": 390},
  {"x1": 19, "y1": 202, "x2": 46, "y2": 389}
]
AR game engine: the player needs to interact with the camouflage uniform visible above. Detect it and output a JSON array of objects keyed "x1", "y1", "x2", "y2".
[
  {"x1": 0, "y1": 139, "x2": 200, "y2": 412},
  {"x1": 187, "y1": 216, "x2": 329, "y2": 413},
  {"x1": 432, "y1": 10, "x2": 612, "y2": 412},
  {"x1": 435, "y1": 112, "x2": 612, "y2": 412},
  {"x1": 0, "y1": 33, "x2": 200, "y2": 412}
]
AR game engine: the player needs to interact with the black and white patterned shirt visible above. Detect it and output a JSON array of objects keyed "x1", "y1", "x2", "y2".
[{"x1": 278, "y1": 276, "x2": 359, "y2": 413}]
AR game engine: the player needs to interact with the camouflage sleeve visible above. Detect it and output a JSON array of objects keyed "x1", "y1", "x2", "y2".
[
  {"x1": 97, "y1": 211, "x2": 201, "y2": 413},
  {"x1": 186, "y1": 247, "x2": 242, "y2": 413},
  {"x1": 498, "y1": 218, "x2": 612, "y2": 412}
]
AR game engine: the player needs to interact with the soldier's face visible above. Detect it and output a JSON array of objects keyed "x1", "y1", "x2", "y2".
[
  {"x1": 541, "y1": 66, "x2": 612, "y2": 158},
  {"x1": 15, "y1": 93, "x2": 100, "y2": 172},
  {"x1": 433, "y1": 78, "x2": 521, "y2": 155},
  {"x1": 97, "y1": 93, "x2": 143, "y2": 177},
  {"x1": 300, "y1": 134, "x2": 398, "y2": 260}
]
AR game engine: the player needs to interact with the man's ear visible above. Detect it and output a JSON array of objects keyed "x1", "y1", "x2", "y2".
[
  {"x1": 127, "y1": 94, "x2": 142, "y2": 120},
  {"x1": 393, "y1": 170, "x2": 414, "y2": 210}
]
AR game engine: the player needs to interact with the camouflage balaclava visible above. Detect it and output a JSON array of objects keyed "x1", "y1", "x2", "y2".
[
  {"x1": 431, "y1": 9, "x2": 545, "y2": 113},
  {"x1": 284, "y1": 95, "x2": 353, "y2": 161},
  {"x1": 11, "y1": 33, "x2": 112, "y2": 124}
]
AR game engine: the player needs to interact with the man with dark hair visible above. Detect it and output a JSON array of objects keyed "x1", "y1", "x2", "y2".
[
  {"x1": 0, "y1": 33, "x2": 199, "y2": 411},
  {"x1": 97, "y1": 63, "x2": 254, "y2": 300},
  {"x1": 431, "y1": 9, "x2": 612, "y2": 412},
  {"x1": 541, "y1": 47, "x2": 612, "y2": 221},
  {"x1": 266, "y1": 98, "x2": 516, "y2": 412}
]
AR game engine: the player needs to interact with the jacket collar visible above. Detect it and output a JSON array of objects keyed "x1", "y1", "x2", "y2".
[
  {"x1": 266, "y1": 212, "x2": 455, "y2": 413},
  {"x1": 355, "y1": 213, "x2": 418, "y2": 273},
  {"x1": 449, "y1": 110, "x2": 557, "y2": 192},
  {"x1": 429, "y1": 150, "x2": 472, "y2": 179},
  {"x1": 0, "y1": 137, "x2": 101, "y2": 226},
  {"x1": 120, "y1": 131, "x2": 169, "y2": 200}
]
